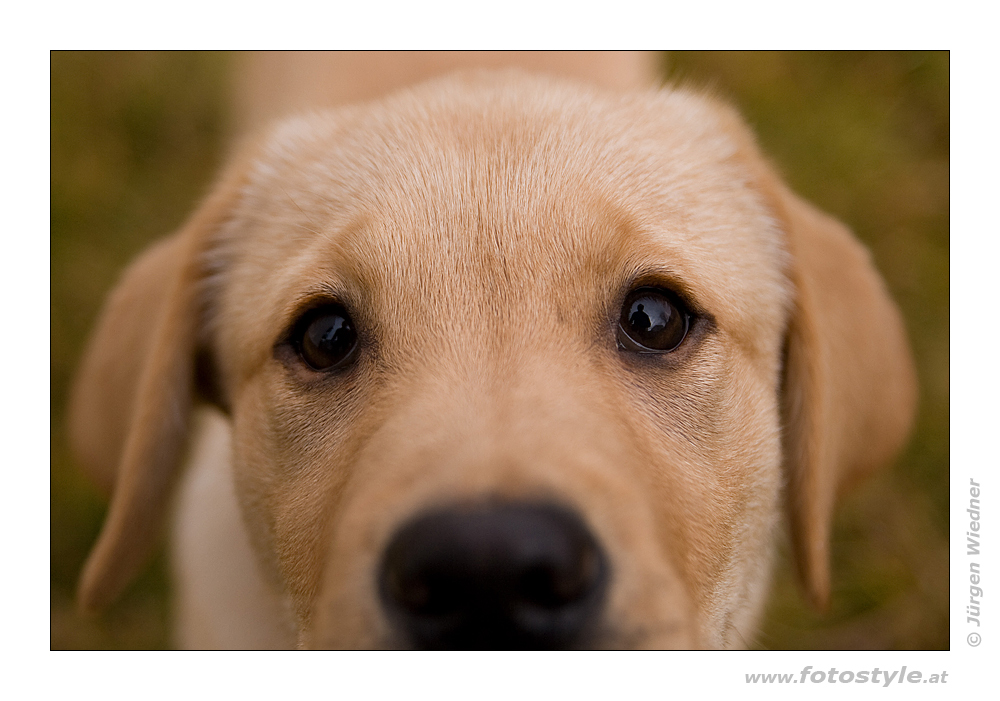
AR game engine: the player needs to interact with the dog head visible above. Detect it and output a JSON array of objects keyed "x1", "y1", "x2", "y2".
[{"x1": 70, "y1": 72, "x2": 916, "y2": 648}]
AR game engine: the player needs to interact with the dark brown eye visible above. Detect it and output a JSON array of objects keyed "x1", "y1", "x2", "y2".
[
  {"x1": 618, "y1": 287, "x2": 690, "y2": 353},
  {"x1": 295, "y1": 305, "x2": 359, "y2": 371}
]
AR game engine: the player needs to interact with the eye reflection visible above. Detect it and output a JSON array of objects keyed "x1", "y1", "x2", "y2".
[
  {"x1": 618, "y1": 287, "x2": 690, "y2": 353},
  {"x1": 296, "y1": 305, "x2": 359, "y2": 371}
]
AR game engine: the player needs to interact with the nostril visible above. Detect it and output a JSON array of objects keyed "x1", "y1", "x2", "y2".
[
  {"x1": 519, "y1": 546, "x2": 601, "y2": 609},
  {"x1": 521, "y1": 563, "x2": 568, "y2": 608},
  {"x1": 379, "y1": 501, "x2": 608, "y2": 649},
  {"x1": 383, "y1": 557, "x2": 466, "y2": 618}
]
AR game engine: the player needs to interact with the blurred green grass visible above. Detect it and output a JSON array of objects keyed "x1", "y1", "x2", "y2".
[
  {"x1": 50, "y1": 51, "x2": 949, "y2": 649},
  {"x1": 51, "y1": 51, "x2": 231, "y2": 649}
]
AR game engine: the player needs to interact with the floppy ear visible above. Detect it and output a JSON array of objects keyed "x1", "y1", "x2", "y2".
[
  {"x1": 70, "y1": 154, "x2": 250, "y2": 612},
  {"x1": 771, "y1": 178, "x2": 918, "y2": 609}
]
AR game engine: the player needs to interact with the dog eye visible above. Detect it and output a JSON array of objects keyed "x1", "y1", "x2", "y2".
[
  {"x1": 617, "y1": 287, "x2": 690, "y2": 353},
  {"x1": 295, "y1": 305, "x2": 359, "y2": 371}
]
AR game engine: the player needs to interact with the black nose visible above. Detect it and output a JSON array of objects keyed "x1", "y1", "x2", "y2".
[{"x1": 379, "y1": 502, "x2": 608, "y2": 649}]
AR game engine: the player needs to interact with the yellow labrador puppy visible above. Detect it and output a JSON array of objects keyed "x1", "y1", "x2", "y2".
[{"x1": 70, "y1": 53, "x2": 917, "y2": 649}]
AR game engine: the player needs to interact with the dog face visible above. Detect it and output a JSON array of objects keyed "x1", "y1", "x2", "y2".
[{"x1": 70, "y1": 73, "x2": 917, "y2": 649}]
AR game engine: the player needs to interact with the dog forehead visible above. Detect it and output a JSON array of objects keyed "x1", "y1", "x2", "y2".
[
  {"x1": 248, "y1": 78, "x2": 763, "y2": 217},
  {"x1": 221, "y1": 76, "x2": 790, "y2": 361}
]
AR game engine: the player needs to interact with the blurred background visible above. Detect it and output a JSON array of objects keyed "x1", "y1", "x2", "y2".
[{"x1": 50, "y1": 51, "x2": 949, "y2": 649}]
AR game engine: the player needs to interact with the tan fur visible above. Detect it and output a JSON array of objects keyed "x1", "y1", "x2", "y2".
[{"x1": 70, "y1": 53, "x2": 916, "y2": 649}]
